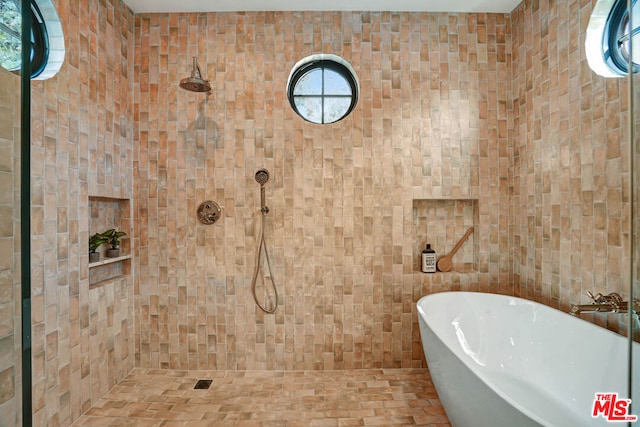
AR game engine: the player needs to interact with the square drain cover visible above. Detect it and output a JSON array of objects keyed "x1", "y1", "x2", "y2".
[{"x1": 194, "y1": 379, "x2": 212, "y2": 389}]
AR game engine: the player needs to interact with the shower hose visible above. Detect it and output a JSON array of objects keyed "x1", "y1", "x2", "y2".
[{"x1": 251, "y1": 206, "x2": 278, "y2": 313}]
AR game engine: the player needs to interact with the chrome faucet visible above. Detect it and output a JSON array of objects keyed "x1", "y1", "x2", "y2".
[{"x1": 570, "y1": 291, "x2": 640, "y2": 317}]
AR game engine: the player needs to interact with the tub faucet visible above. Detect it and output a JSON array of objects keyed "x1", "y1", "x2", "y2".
[{"x1": 570, "y1": 291, "x2": 640, "y2": 317}]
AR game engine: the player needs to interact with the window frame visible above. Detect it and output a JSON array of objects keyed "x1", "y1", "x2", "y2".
[
  {"x1": 0, "y1": 0, "x2": 63, "y2": 79},
  {"x1": 586, "y1": 0, "x2": 640, "y2": 77},
  {"x1": 29, "y1": 1, "x2": 49, "y2": 78},
  {"x1": 607, "y1": 0, "x2": 640, "y2": 74},
  {"x1": 287, "y1": 54, "x2": 359, "y2": 125}
]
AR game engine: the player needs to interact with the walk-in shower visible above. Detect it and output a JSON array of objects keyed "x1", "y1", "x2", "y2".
[{"x1": 251, "y1": 168, "x2": 278, "y2": 313}]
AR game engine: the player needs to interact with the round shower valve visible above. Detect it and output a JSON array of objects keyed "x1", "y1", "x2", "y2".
[{"x1": 197, "y1": 200, "x2": 221, "y2": 225}]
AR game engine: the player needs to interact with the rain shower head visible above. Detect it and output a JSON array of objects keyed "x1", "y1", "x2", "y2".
[
  {"x1": 255, "y1": 168, "x2": 270, "y2": 186},
  {"x1": 179, "y1": 57, "x2": 211, "y2": 93}
]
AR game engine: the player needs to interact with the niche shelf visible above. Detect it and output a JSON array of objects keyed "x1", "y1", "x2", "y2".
[
  {"x1": 89, "y1": 196, "x2": 132, "y2": 287},
  {"x1": 89, "y1": 254, "x2": 132, "y2": 268},
  {"x1": 412, "y1": 198, "x2": 479, "y2": 274}
]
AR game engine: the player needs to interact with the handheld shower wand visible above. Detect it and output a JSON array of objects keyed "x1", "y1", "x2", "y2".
[
  {"x1": 251, "y1": 168, "x2": 278, "y2": 313},
  {"x1": 255, "y1": 169, "x2": 270, "y2": 214}
]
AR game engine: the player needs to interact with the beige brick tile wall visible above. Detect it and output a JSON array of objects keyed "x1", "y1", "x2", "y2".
[
  {"x1": 133, "y1": 11, "x2": 512, "y2": 371},
  {"x1": 511, "y1": 0, "x2": 636, "y2": 338},
  {"x1": 0, "y1": 66, "x2": 21, "y2": 427},
  {"x1": 29, "y1": 0, "x2": 136, "y2": 425}
]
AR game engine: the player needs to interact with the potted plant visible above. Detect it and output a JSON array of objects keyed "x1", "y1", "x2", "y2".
[
  {"x1": 89, "y1": 232, "x2": 109, "y2": 263},
  {"x1": 103, "y1": 228, "x2": 127, "y2": 258}
]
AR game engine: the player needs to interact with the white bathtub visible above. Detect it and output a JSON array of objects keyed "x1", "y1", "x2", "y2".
[{"x1": 417, "y1": 291, "x2": 640, "y2": 427}]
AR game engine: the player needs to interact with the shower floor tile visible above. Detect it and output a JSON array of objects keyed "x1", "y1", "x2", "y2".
[{"x1": 71, "y1": 368, "x2": 450, "y2": 426}]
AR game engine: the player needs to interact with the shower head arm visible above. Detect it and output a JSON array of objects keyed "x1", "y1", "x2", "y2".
[{"x1": 191, "y1": 56, "x2": 203, "y2": 79}]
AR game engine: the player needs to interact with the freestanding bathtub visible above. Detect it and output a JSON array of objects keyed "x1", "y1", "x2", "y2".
[{"x1": 417, "y1": 291, "x2": 640, "y2": 427}]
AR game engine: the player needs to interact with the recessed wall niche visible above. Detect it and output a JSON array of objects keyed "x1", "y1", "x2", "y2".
[
  {"x1": 89, "y1": 196, "x2": 131, "y2": 286},
  {"x1": 412, "y1": 199, "x2": 479, "y2": 273}
]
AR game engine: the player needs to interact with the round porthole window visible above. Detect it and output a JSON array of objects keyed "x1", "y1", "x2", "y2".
[
  {"x1": 287, "y1": 54, "x2": 359, "y2": 124},
  {"x1": 0, "y1": 0, "x2": 65, "y2": 79},
  {"x1": 586, "y1": 0, "x2": 640, "y2": 77}
]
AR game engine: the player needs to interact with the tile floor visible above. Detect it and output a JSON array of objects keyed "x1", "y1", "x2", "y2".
[{"x1": 72, "y1": 368, "x2": 451, "y2": 426}]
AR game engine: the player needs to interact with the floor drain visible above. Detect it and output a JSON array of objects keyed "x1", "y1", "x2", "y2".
[{"x1": 194, "y1": 379, "x2": 212, "y2": 390}]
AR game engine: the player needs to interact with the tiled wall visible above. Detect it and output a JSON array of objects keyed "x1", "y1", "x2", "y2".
[
  {"x1": 511, "y1": 0, "x2": 636, "y2": 337},
  {"x1": 133, "y1": 11, "x2": 512, "y2": 370},
  {"x1": 0, "y1": 67, "x2": 21, "y2": 426},
  {"x1": 29, "y1": 0, "x2": 136, "y2": 425}
]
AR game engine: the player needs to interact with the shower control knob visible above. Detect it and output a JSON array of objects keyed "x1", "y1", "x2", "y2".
[{"x1": 197, "y1": 200, "x2": 221, "y2": 225}]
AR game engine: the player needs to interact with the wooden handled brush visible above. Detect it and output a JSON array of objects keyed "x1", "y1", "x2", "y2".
[{"x1": 437, "y1": 227, "x2": 474, "y2": 272}]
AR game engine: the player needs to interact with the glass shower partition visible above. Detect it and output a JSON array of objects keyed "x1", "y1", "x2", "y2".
[
  {"x1": 19, "y1": 2, "x2": 31, "y2": 426},
  {"x1": 632, "y1": 0, "x2": 640, "y2": 420},
  {"x1": 627, "y1": 0, "x2": 640, "y2": 421},
  {"x1": 0, "y1": 0, "x2": 31, "y2": 425},
  {"x1": 0, "y1": 42, "x2": 22, "y2": 427},
  {"x1": 0, "y1": 67, "x2": 23, "y2": 424}
]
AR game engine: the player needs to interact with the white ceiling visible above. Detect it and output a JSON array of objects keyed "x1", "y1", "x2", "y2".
[{"x1": 123, "y1": 0, "x2": 521, "y2": 14}]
